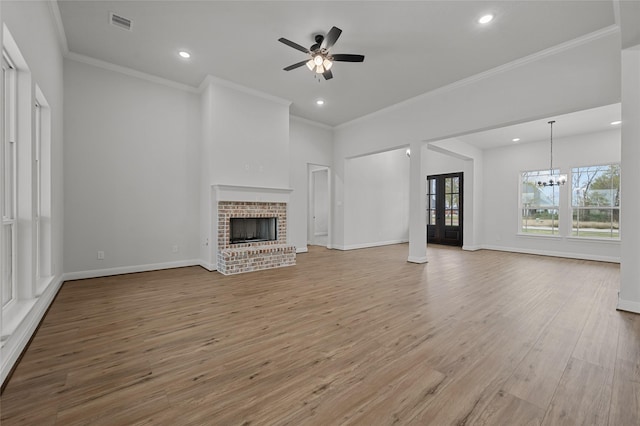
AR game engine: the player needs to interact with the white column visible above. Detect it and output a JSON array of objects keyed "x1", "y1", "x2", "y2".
[
  {"x1": 619, "y1": 45, "x2": 640, "y2": 314},
  {"x1": 408, "y1": 141, "x2": 427, "y2": 263}
]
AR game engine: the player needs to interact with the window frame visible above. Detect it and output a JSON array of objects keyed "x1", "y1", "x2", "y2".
[
  {"x1": 2, "y1": 51, "x2": 18, "y2": 309},
  {"x1": 519, "y1": 169, "x2": 562, "y2": 237},
  {"x1": 570, "y1": 163, "x2": 620, "y2": 240}
]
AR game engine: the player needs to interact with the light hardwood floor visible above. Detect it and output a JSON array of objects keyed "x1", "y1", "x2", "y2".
[{"x1": 1, "y1": 245, "x2": 638, "y2": 425}]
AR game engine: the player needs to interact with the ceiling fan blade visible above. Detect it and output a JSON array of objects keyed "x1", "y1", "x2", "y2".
[
  {"x1": 322, "y1": 27, "x2": 342, "y2": 49},
  {"x1": 332, "y1": 54, "x2": 365, "y2": 62},
  {"x1": 283, "y1": 60, "x2": 309, "y2": 71},
  {"x1": 322, "y1": 26, "x2": 342, "y2": 49},
  {"x1": 278, "y1": 37, "x2": 310, "y2": 54},
  {"x1": 323, "y1": 69, "x2": 333, "y2": 80}
]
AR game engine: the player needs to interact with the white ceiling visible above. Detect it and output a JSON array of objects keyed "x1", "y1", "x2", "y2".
[
  {"x1": 454, "y1": 103, "x2": 622, "y2": 150},
  {"x1": 56, "y1": 0, "x2": 621, "y2": 129}
]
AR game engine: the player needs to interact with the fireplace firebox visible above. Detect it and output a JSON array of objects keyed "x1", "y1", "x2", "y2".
[{"x1": 230, "y1": 217, "x2": 277, "y2": 244}]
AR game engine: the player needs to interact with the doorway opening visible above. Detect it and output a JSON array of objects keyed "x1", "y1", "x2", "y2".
[
  {"x1": 308, "y1": 165, "x2": 330, "y2": 247},
  {"x1": 427, "y1": 172, "x2": 463, "y2": 246}
]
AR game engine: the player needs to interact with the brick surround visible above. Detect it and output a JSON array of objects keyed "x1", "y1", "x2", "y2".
[{"x1": 217, "y1": 201, "x2": 296, "y2": 275}]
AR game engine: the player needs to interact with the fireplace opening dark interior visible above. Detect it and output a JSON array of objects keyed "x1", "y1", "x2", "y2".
[{"x1": 230, "y1": 217, "x2": 277, "y2": 244}]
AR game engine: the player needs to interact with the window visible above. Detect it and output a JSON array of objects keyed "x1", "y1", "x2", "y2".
[
  {"x1": 1, "y1": 51, "x2": 17, "y2": 308},
  {"x1": 521, "y1": 170, "x2": 560, "y2": 235},
  {"x1": 571, "y1": 164, "x2": 620, "y2": 238}
]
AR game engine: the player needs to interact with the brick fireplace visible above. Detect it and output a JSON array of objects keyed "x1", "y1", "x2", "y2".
[{"x1": 212, "y1": 185, "x2": 296, "y2": 275}]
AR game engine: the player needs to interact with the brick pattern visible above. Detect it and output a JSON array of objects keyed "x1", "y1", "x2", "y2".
[{"x1": 217, "y1": 201, "x2": 295, "y2": 275}]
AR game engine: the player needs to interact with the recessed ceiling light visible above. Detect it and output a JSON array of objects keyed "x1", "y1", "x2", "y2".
[
  {"x1": 178, "y1": 51, "x2": 191, "y2": 59},
  {"x1": 512, "y1": 138, "x2": 521, "y2": 142},
  {"x1": 478, "y1": 14, "x2": 494, "y2": 24},
  {"x1": 610, "y1": 120, "x2": 621, "y2": 125},
  {"x1": 316, "y1": 99, "x2": 325, "y2": 106}
]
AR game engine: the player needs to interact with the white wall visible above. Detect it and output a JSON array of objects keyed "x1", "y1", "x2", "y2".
[
  {"x1": 482, "y1": 129, "x2": 621, "y2": 261},
  {"x1": 64, "y1": 59, "x2": 201, "y2": 275},
  {"x1": 332, "y1": 32, "x2": 620, "y2": 249},
  {"x1": 619, "y1": 44, "x2": 640, "y2": 313},
  {"x1": 206, "y1": 80, "x2": 290, "y2": 188},
  {"x1": 342, "y1": 148, "x2": 410, "y2": 249},
  {"x1": 289, "y1": 117, "x2": 333, "y2": 252},
  {"x1": 1, "y1": 0, "x2": 64, "y2": 385}
]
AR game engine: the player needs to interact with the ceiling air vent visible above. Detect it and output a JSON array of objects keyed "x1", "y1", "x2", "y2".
[{"x1": 110, "y1": 12, "x2": 132, "y2": 31}]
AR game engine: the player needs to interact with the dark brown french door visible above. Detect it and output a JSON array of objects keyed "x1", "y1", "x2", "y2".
[{"x1": 427, "y1": 172, "x2": 463, "y2": 246}]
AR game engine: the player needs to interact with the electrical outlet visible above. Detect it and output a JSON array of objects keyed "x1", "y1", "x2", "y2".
[
  {"x1": 97, "y1": 251, "x2": 105, "y2": 260},
  {"x1": 172, "y1": 245, "x2": 179, "y2": 253}
]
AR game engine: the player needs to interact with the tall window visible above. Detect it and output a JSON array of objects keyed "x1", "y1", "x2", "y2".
[
  {"x1": 571, "y1": 164, "x2": 620, "y2": 238},
  {"x1": 2, "y1": 51, "x2": 17, "y2": 308},
  {"x1": 521, "y1": 170, "x2": 560, "y2": 235}
]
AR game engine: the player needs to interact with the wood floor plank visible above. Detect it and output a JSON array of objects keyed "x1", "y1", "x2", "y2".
[
  {"x1": 541, "y1": 357, "x2": 613, "y2": 426},
  {"x1": 0, "y1": 244, "x2": 631, "y2": 425}
]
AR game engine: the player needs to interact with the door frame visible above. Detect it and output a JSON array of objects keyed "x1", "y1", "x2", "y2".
[
  {"x1": 307, "y1": 164, "x2": 331, "y2": 248},
  {"x1": 427, "y1": 172, "x2": 464, "y2": 246}
]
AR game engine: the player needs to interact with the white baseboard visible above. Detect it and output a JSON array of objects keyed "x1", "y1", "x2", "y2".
[
  {"x1": 62, "y1": 259, "x2": 203, "y2": 281},
  {"x1": 617, "y1": 297, "x2": 640, "y2": 314},
  {"x1": 1, "y1": 275, "x2": 64, "y2": 386},
  {"x1": 481, "y1": 244, "x2": 620, "y2": 263},
  {"x1": 337, "y1": 239, "x2": 409, "y2": 251},
  {"x1": 407, "y1": 256, "x2": 428, "y2": 264},
  {"x1": 199, "y1": 260, "x2": 216, "y2": 271},
  {"x1": 296, "y1": 246, "x2": 308, "y2": 254},
  {"x1": 462, "y1": 245, "x2": 481, "y2": 251}
]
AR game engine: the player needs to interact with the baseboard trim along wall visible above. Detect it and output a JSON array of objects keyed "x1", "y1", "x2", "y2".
[
  {"x1": 62, "y1": 259, "x2": 203, "y2": 281},
  {"x1": 335, "y1": 239, "x2": 409, "y2": 251},
  {"x1": 617, "y1": 297, "x2": 640, "y2": 315},
  {"x1": 481, "y1": 245, "x2": 620, "y2": 263},
  {"x1": 296, "y1": 247, "x2": 308, "y2": 254},
  {"x1": 1, "y1": 275, "x2": 64, "y2": 387}
]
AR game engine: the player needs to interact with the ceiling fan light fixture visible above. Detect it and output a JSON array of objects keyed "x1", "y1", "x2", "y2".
[
  {"x1": 323, "y1": 58, "x2": 333, "y2": 70},
  {"x1": 313, "y1": 55, "x2": 324, "y2": 66},
  {"x1": 315, "y1": 64, "x2": 325, "y2": 74},
  {"x1": 306, "y1": 60, "x2": 315, "y2": 71}
]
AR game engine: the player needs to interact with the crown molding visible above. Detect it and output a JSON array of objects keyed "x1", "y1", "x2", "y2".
[
  {"x1": 336, "y1": 25, "x2": 621, "y2": 131},
  {"x1": 290, "y1": 115, "x2": 334, "y2": 130},
  {"x1": 198, "y1": 74, "x2": 291, "y2": 106},
  {"x1": 48, "y1": 0, "x2": 69, "y2": 55},
  {"x1": 65, "y1": 51, "x2": 199, "y2": 93}
]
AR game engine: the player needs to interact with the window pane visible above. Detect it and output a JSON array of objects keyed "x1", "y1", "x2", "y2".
[
  {"x1": 451, "y1": 177, "x2": 459, "y2": 193},
  {"x1": 522, "y1": 170, "x2": 560, "y2": 208},
  {"x1": 572, "y1": 208, "x2": 619, "y2": 238},
  {"x1": 451, "y1": 209, "x2": 459, "y2": 226},
  {"x1": 521, "y1": 209, "x2": 559, "y2": 235}
]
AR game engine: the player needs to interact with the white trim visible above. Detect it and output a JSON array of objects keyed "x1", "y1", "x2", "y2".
[
  {"x1": 48, "y1": 1, "x2": 69, "y2": 54},
  {"x1": 481, "y1": 244, "x2": 620, "y2": 263},
  {"x1": 62, "y1": 259, "x2": 202, "y2": 281},
  {"x1": 296, "y1": 246, "x2": 308, "y2": 254},
  {"x1": 407, "y1": 256, "x2": 428, "y2": 264},
  {"x1": 198, "y1": 74, "x2": 291, "y2": 106},
  {"x1": 462, "y1": 245, "x2": 482, "y2": 251},
  {"x1": 617, "y1": 297, "x2": 640, "y2": 314},
  {"x1": 213, "y1": 184, "x2": 293, "y2": 194},
  {"x1": 65, "y1": 52, "x2": 199, "y2": 93},
  {"x1": 1, "y1": 275, "x2": 64, "y2": 386},
  {"x1": 290, "y1": 115, "x2": 334, "y2": 130},
  {"x1": 336, "y1": 239, "x2": 409, "y2": 251},
  {"x1": 336, "y1": 25, "x2": 620, "y2": 130},
  {"x1": 199, "y1": 261, "x2": 216, "y2": 271}
]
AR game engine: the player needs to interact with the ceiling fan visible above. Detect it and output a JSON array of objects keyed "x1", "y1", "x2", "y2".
[{"x1": 278, "y1": 26, "x2": 365, "y2": 80}]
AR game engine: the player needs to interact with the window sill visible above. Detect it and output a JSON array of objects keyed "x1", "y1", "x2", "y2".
[
  {"x1": 516, "y1": 233, "x2": 563, "y2": 239},
  {"x1": 566, "y1": 236, "x2": 621, "y2": 244}
]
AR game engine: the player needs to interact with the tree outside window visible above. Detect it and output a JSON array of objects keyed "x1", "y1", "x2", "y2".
[{"x1": 571, "y1": 164, "x2": 620, "y2": 238}]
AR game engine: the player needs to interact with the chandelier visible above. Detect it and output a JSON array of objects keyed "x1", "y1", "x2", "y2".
[{"x1": 537, "y1": 120, "x2": 567, "y2": 187}]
